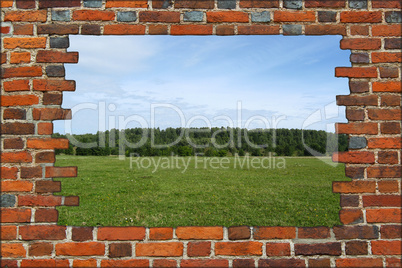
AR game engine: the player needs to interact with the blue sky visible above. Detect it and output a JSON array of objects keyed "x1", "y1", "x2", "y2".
[{"x1": 55, "y1": 35, "x2": 350, "y2": 134}]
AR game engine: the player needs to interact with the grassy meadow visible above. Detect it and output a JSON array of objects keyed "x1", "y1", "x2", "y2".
[{"x1": 55, "y1": 155, "x2": 349, "y2": 227}]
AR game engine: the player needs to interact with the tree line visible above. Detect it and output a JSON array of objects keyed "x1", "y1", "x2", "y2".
[{"x1": 53, "y1": 127, "x2": 348, "y2": 157}]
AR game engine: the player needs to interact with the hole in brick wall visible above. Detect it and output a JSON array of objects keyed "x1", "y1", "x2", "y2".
[{"x1": 54, "y1": 35, "x2": 351, "y2": 227}]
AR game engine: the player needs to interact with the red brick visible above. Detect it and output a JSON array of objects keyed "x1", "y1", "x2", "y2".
[
  {"x1": 340, "y1": 209, "x2": 364, "y2": 224},
  {"x1": 349, "y1": 81, "x2": 369, "y2": 93},
  {"x1": 340, "y1": 11, "x2": 382, "y2": 23},
  {"x1": 45, "y1": 166, "x2": 77, "y2": 178},
  {"x1": 37, "y1": 24, "x2": 79, "y2": 35},
  {"x1": 333, "y1": 181, "x2": 376, "y2": 193},
  {"x1": 72, "y1": 10, "x2": 115, "y2": 21},
  {"x1": 64, "y1": 196, "x2": 79, "y2": 206},
  {"x1": 101, "y1": 259, "x2": 149, "y2": 267},
  {"x1": 176, "y1": 226, "x2": 223, "y2": 240},
  {"x1": 378, "y1": 180, "x2": 400, "y2": 193},
  {"x1": 105, "y1": 0, "x2": 148, "y2": 8},
  {"x1": 1, "y1": 26, "x2": 10, "y2": 34},
  {"x1": 97, "y1": 227, "x2": 145, "y2": 240},
  {"x1": 73, "y1": 259, "x2": 97, "y2": 268},
  {"x1": 104, "y1": 25, "x2": 146, "y2": 35},
  {"x1": 36, "y1": 180, "x2": 61, "y2": 193},
  {"x1": 43, "y1": 93, "x2": 63, "y2": 105},
  {"x1": 109, "y1": 243, "x2": 131, "y2": 258},
  {"x1": 238, "y1": 25, "x2": 280, "y2": 35},
  {"x1": 1, "y1": 95, "x2": 39, "y2": 106},
  {"x1": 19, "y1": 225, "x2": 64, "y2": 241},
  {"x1": 298, "y1": 227, "x2": 330, "y2": 239},
  {"x1": 1, "y1": 151, "x2": 32, "y2": 163},
  {"x1": 274, "y1": 11, "x2": 315, "y2": 22},
  {"x1": 368, "y1": 109, "x2": 401, "y2": 120},
  {"x1": 56, "y1": 242, "x2": 105, "y2": 256},
  {"x1": 332, "y1": 151, "x2": 375, "y2": 164},
  {"x1": 259, "y1": 259, "x2": 305, "y2": 267},
  {"x1": 228, "y1": 226, "x2": 251, "y2": 240},
  {"x1": 381, "y1": 122, "x2": 401, "y2": 134},
  {"x1": 207, "y1": 11, "x2": 249, "y2": 23},
  {"x1": 36, "y1": 51, "x2": 79, "y2": 63},
  {"x1": 21, "y1": 166, "x2": 42, "y2": 178},
  {"x1": 372, "y1": 52, "x2": 402, "y2": 63},
  {"x1": 21, "y1": 259, "x2": 70, "y2": 268},
  {"x1": 381, "y1": 94, "x2": 401, "y2": 106},
  {"x1": 345, "y1": 240, "x2": 368, "y2": 255},
  {"x1": 215, "y1": 241, "x2": 262, "y2": 256},
  {"x1": 381, "y1": 225, "x2": 402, "y2": 239},
  {"x1": 372, "y1": 25, "x2": 402, "y2": 37},
  {"x1": 305, "y1": 25, "x2": 346, "y2": 35},
  {"x1": 378, "y1": 151, "x2": 399, "y2": 164},
  {"x1": 149, "y1": 25, "x2": 168, "y2": 35},
  {"x1": 216, "y1": 25, "x2": 235, "y2": 36},
  {"x1": 240, "y1": 0, "x2": 279, "y2": 8},
  {"x1": 295, "y1": 242, "x2": 341, "y2": 256},
  {"x1": 336, "y1": 122, "x2": 378, "y2": 134},
  {"x1": 1, "y1": 123, "x2": 34, "y2": 135},
  {"x1": 386, "y1": 258, "x2": 402, "y2": 268},
  {"x1": 333, "y1": 225, "x2": 379, "y2": 239},
  {"x1": 1, "y1": 167, "x2": 18, "y2": 179},
  {"x1": 1, "y1": 243, "x2": 26, "y2": 258},
  {"x1": 368, "y1": 138, "x2": 401, "y2": 149},
  {"x1": 266, "y1": 243, "x2": 290, "y2": 256},
  {"x1": 1, "y1": 0, "x2": 13, "y2": 7},
  {"x1": 1, "y1": 225, "x2": 17, "y2": 240},
  {"x1": 149, "y1": 227, "x2": 173, "y2": 240},
  {"x1": 335, "y1": 67, "x2": 377, "y2": 78},
  {"x1": 139, "y1": 11, "x2": 180, "y2": 23},
  {"x1": 3, "y1": 109, "x2": 26, "y2": 120},
  {"x1": 1, "y1": 180, "x2": 33, "y2": 192},
  {"x1": 350, "y1": 25, "x2": 369, "y2": 36},
  {"x1": 81, "y1": 24, "x2": 101, "y2": 35},
  {"x1": 366, "y1": 208, "x2": 402, "y2": 223},
  {"x1": 14, "y1": 24, "x2": 34, "y2": 35},
  {"x1": 16, "y1": 0, "x2": 35, "y2": 9},
  {"x1": 341, "y1": 38, "x2": 382, "y2": 50},
  {"x1": 4, "y1": 10, "x2": 47, "y2": 22},
  {"x1": 336, "y1": 258, "x2": 382, "y2": 267},
  {"x1": 372, "y1": 0, "x2": 401, "y2": 8},
  {"x1": 305, "y1": 0, "x2": 345, "y2": 8},
  {"x1": 368, "y1": 166, "x2": 401, "y2": 178},
  {"x1": 33, "y1": 108, "x2": 71, "y2": 120},
  {"x1": 136, "y1": 242, "x2": 183, "y2": 257},
  {"x1": 29, "y1": 242, "x2": 53, "y2": 256},
  {"x1": 1, "y1": 208, "x2": 31, "y2": 223},
  {"x1": 181, "y1": 259, "x2": 229, "y2": 268},
  {"x1": 35, "y1": 152, "x2": 56, "y2": 163},
  {"x1": 38, "y1": 122, "x2": 53, "y2": 135},
  {"x1": 309, "y1": 259, "x2": 331, "y2": 268},
  {"x1": 187, "y1": 242, "x2": 211, "y2": 257},
  {"x1": 373, "y1": 81, "x2": 402, "y2": 92},
  {"x1": 18, "y1": 195, "x2": 62, "y2": 206},
  {"x1": 72, "y1": 227, "x2": 93, "y2": 241},
  {"x1": 1, "y1": 53, "x2": 7, "y2": 64},
  {"x1": 153, "y1": 259, "x2": 177, "y2": 268},
  {"x1": 171, "y1": 25, "x2": 213, "y2": 35},
  {"x1": 35, "y1": 208, "x2": 58, "y2": 222},
  {"x1": 346, "y1": 109, "x2": 365, "y2": 121},
  {"x1": 3, "y1": 80, "x2": 30, "y2": 91},
  {"x1": 4, "y1": 37, "x2": 46, "y2": 49},
  {"x1": 39, "y1": 0, "x2": 80, "y2": 8},
  {"x1": 10, "y1": 52, "x2": 31, "y2": 64},
  {"x1": 1, "y1": 66, "x2": 42, "y2": 78},
  {"x1": 27, "y1": 138, "x2": 69, "y2": 149},
  {"x1": 372, "y1": 240, "x2": 401, "y2": 255},
  {"x1": 253, "y1": 227, "x2": 296, "y2": 239},
  {"x1": 33, "y1": 79, "x2": 75, "y2": 91},
  {"x1": 336, "y1": 95, "x2": 377, "y2": 106}
]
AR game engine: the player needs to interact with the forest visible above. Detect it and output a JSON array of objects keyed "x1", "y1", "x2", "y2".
[{"x1": 53, "y1": 127, "x2": 348, "y2": 157}]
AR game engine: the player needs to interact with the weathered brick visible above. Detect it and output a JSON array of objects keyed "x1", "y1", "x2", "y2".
[
  {"x1": 346, "y1": 240, "x2": 368, "y2": 255},
  {"x1": 45, "y1": 166, "x2": 77, "y2": 178},
  {"x1": 4, "y1": 10, "x2": 47, "y2": 22},
  {"x1": 305, "y1": 0, "x2": 345, "y2": 8},
  {"x1": 259, "y1": 259, "x2": 305, "y2": 267},
  {"x1": 1, "y1": 243, "x2": 26, "y2": 258},
  {"x1": 368, "y1": 166, "x2": 401, "y2": 178},
  {"x1": 284, "y1": 0, "x2": 302, "y2": 9},
  {"x1": 238, "y1": 25, "x2": 280, "y2": 35},
  {"x1": 153, "y1": 259, "x2": 177, "y2": 268},
  {"x1": 349, "y1": 81, "x2": 369, "y2": 93},
  {"x1": 56, "y1": 242, "x2": 105, "y2": 256},
  {"x1": 38, "y1": 122, "x2": 53, "y2": 135},
  {"x1": 1, "y1": 151, "x2": 32, "y2": 163},
  {"x1": 340, "y1": 194, "x2": 359, "y2": 207},
  {"x1": 109, "y1": 243, "x2": 132, "y2": 258},
  {"x1": 372, "y1": 52, "x2": 402, "y2": 63},
  {"x1": 318, "y1": 11, "x2": 337, "y2": 22},
  {"x1": 385, "y1": 38, "x2": 401, "y2": 50},
  {"x1": 39, "y1": 0, "x2": 80, "y2": 8},
  {"x1": 348, "y1": 137, "x2": 367, "y2": 149},
  {"x1": 72, "y1": 10, "x2": 115, "y2": 21},
  {"x1": 37, "y1": 24, "x2": 79, "y2": 35},
  {"x1": 372, "y1": 0, "x2": 402, "y2": 8},
  {"x1": 183, "y1": 11, "x2": 204, "y2": 22},
  {"x1": 82, "y1": 24, "x2": 102, "y2": 35},
  {"x1": 295, "y1": 242, "x2": 341, "y2": 256},
  {"x1": 1, "y1": 208, "x2": 31, "y2": 223},
  {"x1": 117, "y1": 11, "x2": 137, "y2": 22},
  {"x1": 385, "y1": 11, "x2": 402, "y2": 23},
  {"x1": 18, "y1": 195, "x2": 62, "y2": 207},
  {"x1": 1, "y1": 180, "x2": 33, "y2": 192},
  {"x1": 350, "y1": 25, "x2": 369, "y2": 36},
  {"x1": 283, "y1": 25, "x2": 302, "y2": 35},
  {"x1": 103, "y1": 25, "x2": 146, "y2": 35},
  {"x1": 21, "y1": 259, "x2": 70, "y2": 268},
  {"x1": 136, "y1": 242, "x2": 183, "y2": 257},
  {"x1": 187, "y1": 242, "x2": 211, "y2": 257},
  {"x1": 349, "y1": 0, "x2": 367, "y2": 9},
  {"x1": 0, "y1": 167, "x2": 18, "y2": 179},
  {"x1": 378, "y1": 151, "x2": 399, "y2": 164},
  {"x1": 36, "y1": 51, "x2": 78, "y2": 63},
  {"x1": 29, "y1": 242, "x2": 53, "y2": 256},
  {"x1": 340, "y1": 11, "x2": 382, "y2": 23},
  {"x1": 14, "y1": 24, "x2": 34, "y2": 35},
  {"x1": 16, "y1": 0, "x2": 36, "y2": 9},
  {"x1": 181, "y1": 259, "x2": 229, "y2": 268},
  {"x1": 381, "y1": 122, "x2": 400, "y2": 134},
  {"x1": 346, "y1": 108, "x2": 364, "y2": 121},
  {"x1": 105, "y1": 0, "x2": 148, "y2": 8},
  {"x1": 1, "y1": 123, "x2": 34, "y2": 135},
  {"x1": 372, "y1": 25, "x2": 402, "y2": 37},
  {"x1": 207, "y1": 11, "x2": 249, "y2": 23},
  {"x1": 228, "y1": 226, "x2": 251, "y2": 240},
  {"x1": 274, "y1": 11, "x2": 315, "y2": 22},
  {"x1": 240, "y1": 0, "x2": 279, "y2": 8},
  {"x1": 149, "y1": 25, "x2": 168, "y2": 35},
  {"x1": 52, "y1": 10, "x2": 70, "y2": 21},
  {"x1": 345, "y1": 165, "x2": 365, "y2": 179},
  {"x1": 363, "y1": 195, "x2": 401, "y2": 207},
  {"x1": 35, "y1": 151, "x2": 56, "y2": 163},
  {"x1": 333, "y1": 225, "x2": 379, "y2": 239},
  {"x1": 368, "y1": 138, "x2": 401, "y2": 149},
  {"x1": 218, "y1": 0, "x2": 236, "y2": 9},
  {"x1": 215, "y1": 241, "x2": 262, "y2": 256},
  {"x1": 333, "y1": 181, "x2": 376, "y2": 193},
  {"x1": 20, "y1": 225, "x2": 66, "y2": 240},
  {"x1": 340, "y1": 38, "x2": 381, "y2": 50},
  {"x1": 10, "y1": 52, "x2": 31, "y2": 64},
  {"x1": 72, "y1": 227, "x2": 93, "y2": 241},
  {"x1": 337, "y1": 95, "x2": 377, "y2": 106},
  {"x1": 350, "y1": 53, "x2": 369, "y2": 63},
  {"x1": 50, "y1": 37, "x2": 69, "y2": 48},
  {"x1": 368, "y1": 109, "x2": 401, "y2": 120},
  {"x1": 1, "y1": 194, "x2": 16, "y2": 207},
  {"x1": 1, "y1": 95, "x2": 39, "y2": 107},
  {"x1": 340, "y1": 209, "x2": 364, "y2": 224},
  {"x1": 97, "y1": 227, "x2": 145, "y2": 240},
  {"x1": 379, "y1": 67, "x2": 399, "y2": 78},
  {"x1": 149, "y1": 227, "x2": 173, "y2": 240},
  {"x1": 309, "y1": 259, "x2": 331, "y2": 268},
  {"x1": 1, "y1": 66, "x2": 42, "y2": 78},
  {"x1": 333, "y1": 151, "x2": 374, "y2": 164},
  {"x1": 251, "y1": 11, "x2": 270, "y2": 22},
  {"x1": 373, "y1": 81, "x2": 401, "y2": 93},
  {"x1": 3, "y1": 109, "x2": 26, "y2": 119},
  {"x1": 298, "y1": 227, "x2": 330, "y2": 239},
  {"x1": 139, "y1": 11, "x2": 180, "y2": 23},
  {"x1": 372, "y1": 240, "x2": 401, "y2": 255},
  {"x1": 216, "y1": 25, "x2": 235, "y2": 36},
  {"x1": 1, "y1": 225, "x2": 17, "y2": 240},
  {"x1": 176, "y1": 226, "x2": 223, "y2": 240},
  {"x1": 381, "y1": 225, "x2": 402, "y2": 239},
  {"x1": 35, "y1": 208, "x2": 58, "y2": 222},
  {"x1": 35, "y1": 181, "x2": 61, "y2": 193},
  {"x1": 305, "y1": 25, "x2": 346, "y2": 35},
  {"x1": 253, "y1": 227, "x2": 296, "y2": 239},
  {"x1": 266, "y1": 243, "x2": 290, "y2": 256},
  {"x1": 84, "y1": 0, "x2": 102, "y2": 8},
  {"x1": 45, "y1": 66, "x2": 65, "y2": 77},
  {"x1": 21, "y1": 166, "x2": 42, "y2": 178},
  {"x1": 152, "y1": 0, "x2": 173, "y2": 9}
]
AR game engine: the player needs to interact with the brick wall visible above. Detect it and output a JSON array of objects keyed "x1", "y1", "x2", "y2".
[{"x1": 1, "y1": 0, "x2": 401, "y2": 267}]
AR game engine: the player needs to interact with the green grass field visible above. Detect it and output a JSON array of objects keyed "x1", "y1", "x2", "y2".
[{"x1": 55, "y1": 155, "x2": 349, "y2": 227}]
